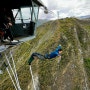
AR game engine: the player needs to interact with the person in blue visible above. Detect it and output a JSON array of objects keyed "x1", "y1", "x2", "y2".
[{"x1": 28, "y1": 45, "x2": 62, "y2": 65}]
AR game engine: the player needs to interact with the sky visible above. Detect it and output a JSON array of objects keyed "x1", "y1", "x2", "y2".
[
  {"x1": 13, "y1": 0, "x2": 90, "y2": 22},
  {"x1": 38, "y1": 0, "x2": 90, "y2": 20}
]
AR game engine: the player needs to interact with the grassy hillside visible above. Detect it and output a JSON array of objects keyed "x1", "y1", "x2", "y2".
[{"x1": 0, "y1": 18, "x2": 90, "y2": 90}]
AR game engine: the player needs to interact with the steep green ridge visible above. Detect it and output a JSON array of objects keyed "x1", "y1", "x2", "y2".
[{"x1": 0, "y1": 18, "x2": 90, "y2": 90}]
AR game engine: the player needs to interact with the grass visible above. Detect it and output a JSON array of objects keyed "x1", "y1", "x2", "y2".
[
  {"x1": 84, "y1": 58, "x2": 90, "y2": 82},
  {"x1": 0, "y1": 18, "x2": 90, "y2": 90}
]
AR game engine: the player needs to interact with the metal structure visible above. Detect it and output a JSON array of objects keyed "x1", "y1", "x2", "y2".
[{"x1": 0, "y1": 0, "x2": 48, "y2": 44}]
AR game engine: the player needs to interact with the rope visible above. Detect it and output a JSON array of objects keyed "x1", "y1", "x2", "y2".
[
  {"x1": 29, "y1": 65, "x2": 36, "y2": 90},
  {"x1": 5, "y1": 53, "x2": 17, "y2": 81},
  {"x1": 10, "y1": 50, "x2": 21, "y2": 90},
  {"x1": 5, "y1": 53, "x2": 21, "y2": 90},
  {"x1": 6, "y1": 67, "x2": 18, "y2": 90}
]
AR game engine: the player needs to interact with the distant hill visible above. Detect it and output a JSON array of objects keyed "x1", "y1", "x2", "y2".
[
  {"x1": 36, "y1": 19, "x2": 49, "y2": 27},
  {"x1": 78, "y1": 15, "x2": 90, "y2": 19}
]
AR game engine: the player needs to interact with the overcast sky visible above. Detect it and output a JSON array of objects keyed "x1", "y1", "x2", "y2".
[
  {"x1": 14, "y1": 0, "x2": 90, "y2": 22},
  {"x1": 38, "y1": 0, "x2": 90, "y2": 20}
]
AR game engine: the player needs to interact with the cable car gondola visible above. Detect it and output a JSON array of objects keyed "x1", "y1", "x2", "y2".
[{"x1": 0, "y1": 0, "x2": 48, "y2": 51}]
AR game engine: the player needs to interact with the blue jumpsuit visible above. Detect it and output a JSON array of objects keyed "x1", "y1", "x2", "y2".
[{"x1": 44, "y1": 45, "x2": 62, "y2": 59}]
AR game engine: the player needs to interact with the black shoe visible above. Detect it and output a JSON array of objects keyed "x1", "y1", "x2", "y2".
[{"x1": 29, "y1": 63, "x2": 31, "y2": 65}]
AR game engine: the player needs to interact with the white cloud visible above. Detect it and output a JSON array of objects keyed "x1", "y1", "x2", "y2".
[
  {"x1": 13, "y1": 0, "x2": 90, "y2": 21},
  {"x1": 39, "y1": 0, "x2": 90, "y2": 19}
]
